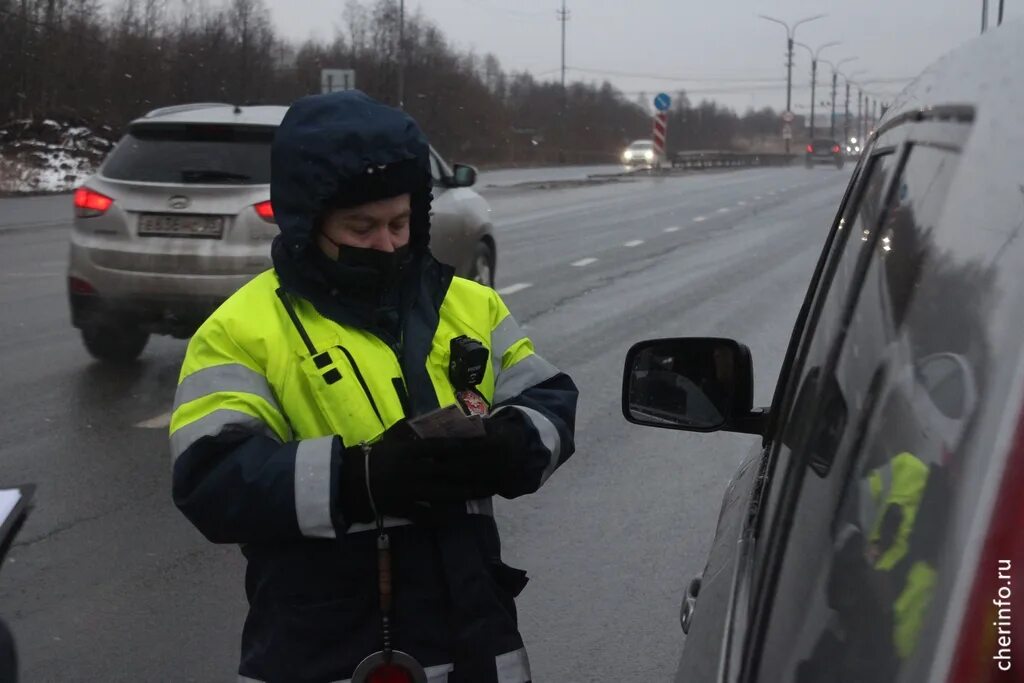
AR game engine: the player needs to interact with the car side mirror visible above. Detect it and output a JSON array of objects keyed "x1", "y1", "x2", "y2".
[
  {"x1": 449, "y1": 164, "x2": 478, "y2": 188},
  {"x1": 622, "y1": 337, "x2": 766, "y2": 435}
]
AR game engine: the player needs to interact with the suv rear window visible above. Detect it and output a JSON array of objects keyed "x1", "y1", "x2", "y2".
[
  {"x1": 812, "y1": 139, "x2": 837, "y2": 149},
  {"x1": 101, "y1": 123, "x2": 275, "y2": 184}
]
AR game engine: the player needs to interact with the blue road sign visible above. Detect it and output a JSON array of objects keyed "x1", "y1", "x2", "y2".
[{"x1": 654, "y1": 93, "x2": 672, "y2": 112}]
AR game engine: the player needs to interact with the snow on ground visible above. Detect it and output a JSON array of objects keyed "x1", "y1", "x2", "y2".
[{"x1": 0, "y1": 119, "x2": 113, "y2": 194}]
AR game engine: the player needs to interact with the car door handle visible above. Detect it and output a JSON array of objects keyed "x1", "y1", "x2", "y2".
[{"x1": 680, "y1": 573, "x2": 702, "y2": 634}]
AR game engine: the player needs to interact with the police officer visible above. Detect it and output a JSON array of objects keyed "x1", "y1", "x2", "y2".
[{"x1": 170, "y1": 91, "x2": 578, "y2": 683}]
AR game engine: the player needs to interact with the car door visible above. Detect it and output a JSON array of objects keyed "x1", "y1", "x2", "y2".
[
  {"x1": 743, "y1": 110, "x2": 980, "y2": 683},
  {"x1": 427, "y1": 149, "x2": 467, "y2": 273},
  {"x1": 675, "y1": 135, "x2": 898, "y2": 683}
]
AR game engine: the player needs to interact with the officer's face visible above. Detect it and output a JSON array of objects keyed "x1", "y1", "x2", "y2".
[{"x1": 318, "y1": 193, "x2": 411, "y2": 256}]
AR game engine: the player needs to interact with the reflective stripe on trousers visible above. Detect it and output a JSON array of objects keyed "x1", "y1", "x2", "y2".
[{"x1": 237, "y1": 646, "x2": 531, "y2": 683}]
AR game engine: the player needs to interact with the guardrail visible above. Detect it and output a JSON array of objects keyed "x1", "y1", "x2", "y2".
[{"x1": 670, "y1": 151, "x2": 796, "y2": 169}]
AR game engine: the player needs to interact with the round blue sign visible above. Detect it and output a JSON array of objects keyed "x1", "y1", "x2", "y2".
[{"x1": 654, "y1": 93, "x2": 672, "y2": 112}]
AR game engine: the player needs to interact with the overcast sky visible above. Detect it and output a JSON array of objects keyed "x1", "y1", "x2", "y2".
[{"x1": 265, "y1": 0, "x2": 1018, "y2": 112}]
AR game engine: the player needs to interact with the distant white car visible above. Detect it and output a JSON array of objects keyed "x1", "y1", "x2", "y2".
[{"x1": 622, "y1": 139, "x2": 661, "y2": 168}]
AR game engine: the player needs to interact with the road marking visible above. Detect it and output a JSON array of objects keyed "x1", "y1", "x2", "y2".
[
  {"x1": 663, "y1": 226, "x2": 680, "y2": 233},
  {"x1": 136, "y1": 411, "x2": 172, "y2": 429},
  {"x1": 2, "y1": 272, "x2": 60, "y2": 279},
  {"x1": 571, "y1": 257, "x2": 598, "y2": 267},
  {"x1": 498, "y1": 283, "x2": 532, "y2": 295},
  {"x1": 716, "y1": 207, "x2": 730, "y2": 214},
  {"x1": 623, "y1": 240, "x2": 644, "y2": 247},
  {"x1": 693, "y1": 216, "x2": 707, "y2": 223},
  {"x1": 736, "y1": 200, "x2": 747, "y2": 206},
  {"x1": 754, "y1": 195, "x2": 763, "y2": 200}
]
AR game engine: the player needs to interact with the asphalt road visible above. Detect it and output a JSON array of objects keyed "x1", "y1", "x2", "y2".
[{"x1": 0, "y1": 165, "x2": 850, "y2": 682}]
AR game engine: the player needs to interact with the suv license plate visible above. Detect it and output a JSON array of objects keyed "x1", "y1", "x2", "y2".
[{"x1": 138, "y1": 214, "x2": 225, "y2": 239}]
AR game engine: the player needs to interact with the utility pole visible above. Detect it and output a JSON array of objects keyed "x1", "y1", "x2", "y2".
[
  {"x1": 820, "y1": 57, "x2": 856, "y2": 140},
  {"x1": 857, "y1": 89, "x2": 863, "y2": 142},
  {"x1": 810, "y1": 59, "x2": 818, "y2": 139},
  {"x1": 397, "y1": 0, "x2": 405, "y2": 109},
  {"x1": 830, "y1": 71, "x2": 837, "y2": 138},
  {"x1": 844, "y1": 80, "x2": 850, "y2": 143},
  {"x1": 557, "y1": 0, "x2": 570, "y2": 163},
  {"x1": 982, "y1": 0, "x2": 989, "y2": 33},
  {"x1": 796, "y1": 40, "x2": 840, "y2": 141},
  {"x1": 758, "y1": 14, "x2": 825, "y2": 156}
]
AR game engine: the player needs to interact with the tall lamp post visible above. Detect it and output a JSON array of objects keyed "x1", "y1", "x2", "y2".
[
  {"x1": 397, "y1": 0, "x2": 405, "y2": 108},
  {"x1": 795, "y1": 40, "x2": 840, "y2": 140},
  {"x1": 758, "y1": 13, "x2": 826, "y2": 155},
  {"x1": 844, "y1": 69, "x2": 868, "y2": 147},
  {"x1": 820, "y1": 56, "x2": 857, "y2": 139}
]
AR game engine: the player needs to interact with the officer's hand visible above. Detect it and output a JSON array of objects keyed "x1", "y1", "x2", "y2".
[
  {"x1": 425, "y1": 409, "x2": 532, "y2": 496},
  {"x1": 338, "y1": 431, "x2": 496, "y2": 524}
]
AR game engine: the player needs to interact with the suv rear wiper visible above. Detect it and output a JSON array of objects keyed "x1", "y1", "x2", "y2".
[{"x1": 180, "y1": 169, "x2": 252, "y2": 183}]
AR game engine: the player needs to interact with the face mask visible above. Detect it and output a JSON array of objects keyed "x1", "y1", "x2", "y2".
[{"x1": 313, "y1": 235, "x2": 412, "y2": 302}]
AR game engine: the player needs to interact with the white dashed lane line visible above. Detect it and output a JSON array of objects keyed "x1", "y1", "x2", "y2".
[
  {"x1": 716, "y1": 207, "x2": 730, "y2": 214},
  {"x1": 663, "y1": 226, "x2": 680, "y2": 233},
  {"x1": 754, "y1": 195, "x2": 763, "y2": 200},
  {"x1": 136, "y1": 412, "x2": 172, "y2": 429},
  {"x1": 571, "y1": 257, "x2": 598, "y2": 267},
  {"x1": 736, "y1": 201, "x2": 747, "y2": 206},
  {"x1": 498, "y1": 283, "x2": 533, "y2": 296},
  {"x1": 693, "y1": 216, "x2": 707, "y2": 223},
  {"x1": 623, "y1": 240, "x2": 644, "y2": 248}
]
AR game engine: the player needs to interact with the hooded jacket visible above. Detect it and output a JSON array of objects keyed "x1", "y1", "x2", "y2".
[{"x1": 170, "y1": 91, "x2": 578, "y2": 683}]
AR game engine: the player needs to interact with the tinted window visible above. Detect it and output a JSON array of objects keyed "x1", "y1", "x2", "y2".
[
  {"x1": 812, "y1": 139, "x2": 837, "y2": 149},
  {"x1": 102, "y1": 124, "x2": 275, "y2": 184},
  {"x1": 629, "y1": 141, "x2": 654, "y2": 150},
  {"x1": 757, "y1": 140, "x2": 972, "y2": 683}
]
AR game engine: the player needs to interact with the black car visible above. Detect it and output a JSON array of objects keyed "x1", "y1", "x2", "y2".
[
  {"x1": 805, "y1": 138, "x2": 844, "y2": 169},
  {"x1": 623, "y1": 23, "x2": 1023, "y2": 683}
]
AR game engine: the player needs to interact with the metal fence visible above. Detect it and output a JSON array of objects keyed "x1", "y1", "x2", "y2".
[{"x1": 670, "y1": 150, "x2": 796, "y2": 169}]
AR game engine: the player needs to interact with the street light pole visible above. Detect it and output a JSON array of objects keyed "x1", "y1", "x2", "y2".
[
  {"x1": 821, "y1": 57, "x2": 857, "y2": 139},
  {"x1": 758, "y1": 14, "x2": 825, "y2": 155},
  {"x1": 397, "y1": 0, "x2": 405, "y2": 109},
  {"x1": 844, "y1": 80, "x2": 850, "y2": 142},
  {"x1": 795, "y1": 40, "x2": 840, "y2": 141},
  {"x1": 857, "y1": 89, "x2": 863, "y2": 141}
]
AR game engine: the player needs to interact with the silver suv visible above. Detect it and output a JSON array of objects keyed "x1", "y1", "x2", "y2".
[{"x1": 68, "y1": 103, "x2": 497, "y2": 362}]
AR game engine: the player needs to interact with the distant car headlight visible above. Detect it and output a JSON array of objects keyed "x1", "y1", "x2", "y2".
[
  {"x1": 644, "y1": 150, "x2": 655, "y2": 161},
  {"x1": 623, "y1": 151, "x2": 633, "y2": 161}
]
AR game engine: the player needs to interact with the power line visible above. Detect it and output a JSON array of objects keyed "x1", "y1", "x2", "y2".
[{"x1": 567, "y1": 66, "x2": 786, "y2": 84}]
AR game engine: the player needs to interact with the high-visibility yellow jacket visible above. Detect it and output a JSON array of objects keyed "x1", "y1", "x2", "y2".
[{"x1": 171, "y1": 269, "x2": 577, "y2": 683}]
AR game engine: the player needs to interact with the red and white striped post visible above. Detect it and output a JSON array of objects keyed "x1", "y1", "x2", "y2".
[{"x1": 652, "y1": 111, "x2": 668, "y2": 164}]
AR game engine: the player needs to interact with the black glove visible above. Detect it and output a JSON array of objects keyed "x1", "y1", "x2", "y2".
[
  {"x1": 338, "y1": 420, "x2": 502, "y2": 524},
  {"x1": 428, "y1": 409, "x2": 532, "y2": 498}
]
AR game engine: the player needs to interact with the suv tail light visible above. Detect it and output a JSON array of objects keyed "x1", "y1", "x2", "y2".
[
  {"x1": 806, "y1": 144, "x2": 814, "y2": 153},
  {"x1": 832, "y1": 145, "x2": 841, "y2": 153},
  {"x1": 947, "y1": 408, "x2": 1024, "y2": 682},
  {"x1": 254, "y1": 200, "x2": 276, "y2": 224},
  {"x1": 74, "y1": 188, "x2": 113, "y2": 218},
  {"x1": 68, "y1": 276, "x2": 96, "y2": 295}
]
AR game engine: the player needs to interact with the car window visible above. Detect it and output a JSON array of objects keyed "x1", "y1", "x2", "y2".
[
  {"x1": 756, "y1": 151, "x2": 899, "y2": 561},
  {"x1": 756, "y1": 139, "x2": 973, "y2": 682},
  {"x1": 630, "y1": 141, "x2": 654, "y2": 150},
  {"x1": 102, "y1": 124, "x2": 275, "y2": 184}
]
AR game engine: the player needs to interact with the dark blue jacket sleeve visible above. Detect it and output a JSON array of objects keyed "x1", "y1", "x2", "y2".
[{"x1": 172, "y1": 429, "x2": 345, "y2": 544}]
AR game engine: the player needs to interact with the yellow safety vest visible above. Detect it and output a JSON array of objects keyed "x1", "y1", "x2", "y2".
[{"x1": 171, "y1": 269, "x2": 554, "y2": 458}]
